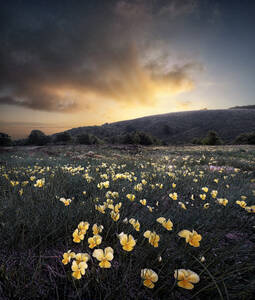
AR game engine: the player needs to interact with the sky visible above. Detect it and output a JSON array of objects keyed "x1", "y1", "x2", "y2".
[{"x1": 0, "y1": 0, "x2": 255, "y2": 139}]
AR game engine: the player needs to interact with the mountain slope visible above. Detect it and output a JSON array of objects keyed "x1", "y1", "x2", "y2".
[{"x1": 60, "y1": 109, "x2": 255, "y2": 144}]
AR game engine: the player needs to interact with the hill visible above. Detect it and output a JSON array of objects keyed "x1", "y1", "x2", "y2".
[{"x1": 55, "y1": 109, "x2": 255, "y2": 144}]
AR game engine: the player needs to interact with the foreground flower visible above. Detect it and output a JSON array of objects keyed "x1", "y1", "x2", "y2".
[
  {"x1": 93, "y1": 247, "x2": 114, "y2": 268},
  {"x1": 144, "y1": 230, "x2": 160, "y2": 247},
  {"x1": 126, "y1": 194, "x2": 135, "y2": 201},
  {"x1": 140, "y1": 199, "x2": 147, "y2": 205},
  {"x1": 110, "y1": 211, "x2": 120, "y2": 222},
  {"x1": 60, "y1": 197, "x2": 72, "y2": 206},
  {"x1": 62, "y1": 250, "x2": 75, "y2": 265},
  {"x1": 245, "y1": 205, "x2": 255, "y2": 213},
  {"x1": 141, "y1": 269, "x2": 158, "y2": 288},
  {"x1": 71, "y1": 260, "x2": 88, "y2": 279},
  {"x1": 199, "y1": 194, "x2": 206, "y2": 200},
  {"x1": 129, "y1": 218, "x2": 140, "y2": 231},
  {"x1": 203, "y1": 203, "x2": 210, "y2": 209},
  {"x1": 119, "y1": 232, "x2": 136, "y2": 251},
  {"x1": 217, "y1": 198, "x2": 228, "y2": 206},
  {"x1": 202, "y1": 187, "x2": 208, "y2": 193},
  {"x1": 88, "y1": 235, "x2": 102, "y2": 249},
  {"x1": 211, "y1": 190, "x2": 218, "y2": 198},
  {"x1": 178, "y1": 202, "x2": 187, "y2": 210},
  {"x1": 92, "y1": 224, "x2": 104, "y2": 235},
  {"x1": 73, "y1": 229, "x2": 85, "y2": 243},
  {"x1": 78, "y1": 221, "x2": 90, "y2": 234},
  {"x1": 34, "y1": 178, "x2": 45, "y2": 188},
  {"x1": 174, "y1": 269, "x2": 200, "y2": 290},
  {"x1": 156, "y1": 217, "x2": 173, "y2": 231},
  {"x1": 178, "y1": 230, "x2": 202, "y2": 247},
  {"x1": 236, "y1": 200, "x2": 247, "y2": 208},
  {"x1": 169, "y1": 192, "x2": 178, "y2": 200}
]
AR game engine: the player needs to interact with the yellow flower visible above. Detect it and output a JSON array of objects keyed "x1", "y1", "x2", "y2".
[
  {"x1": 141, "y1": 179, "x2": 147, "y2": 185},
  {"x1": 140, "y1": 199, "x2": 147, "y2": 205},
  {"x1": 92, "y1": 247, "x2": 114, "y2": 268},
  {"x1": 34, "y1": 178, "x2": 45, "y2": 187},
  {"x1": 78, "y1": 221, "x2": 90, "y2": 234},
  {"x1": 211, "y1": 190, "x2": 218, "y2": 198},
  {"x1": 236, "y1": 200, "x2": 246, "y2": 208},
  {"x1": 178, "y1": 202, "x2": 187, "y2": 210},
  {"x1": 144, "y1": 230, "x2": 160, "y2": 247},
  {"x1": 169, "y1": 192, "x2": 178, "y2": 200},
  {"x1": 71, "y1": 260, "x2": 88, "y2": 279},
  {"x1": 178, "y1": 230, "x2": 202, "y2": 247},
  {"x1": 30, "y1": 176, "x2": 36, "y2": 181},
  {"x1": 214, "y1": 178, "x2": 219, "y2": 183},
  {"x1": 245, "y1": 205, "x2": 255, "y2": 213},
  {"x1": 126, "y1": 194, "x2": 135, "y2": 201},
  {"x1": 202, "y1": 187, "x2": 208, "y2": 193},
  {"x1": 92, "y1": 224, "x2": 104, "y2": 235},
  {"x1": 172, "y1": 183, "x2": 176, "y2": 188},
  {"x1": 129, "y1": 218, "x2": 140, "y2": 231},
  {"x1": 119, "y1": 232, "x2": 136, "y2": 251},
  {"x1": 75, "y1": 253, "x2": 90, "y2": 264},
  {"x1": 217, "y1": 198, "x2": 228, "y2": 206},
  {"x1": 156, "y1": 217, "x2": 173, "y2": 231},
  {"x1": 88, "y1": 235, "x2": 102, "y2": 249},
  {"x1": 60, "y1": 197, "x2": 72, "y2": 206},
  {"x1": 174, "y1": 269, "x2": 200, "y2": 290},
  {"x1": 62, "y1": 250, "x2": 75, "y2": 265},
  {"x1": 141, "y1": 269, "x2": 158, "y2": 289},
  {"x1": 110, "y1": 211, "x2": 120, "y2": 222},
  {"x1": 241, "y1": 195, "x2": 247, "y2": 201},
  {"x1": 95, "y1": 204, "x2": 106, "y2": 214},
  {"x1": 203, "y1": 203, "x2": 210, "y2": 209},
  {"x1": 19, "y1": 188, "x2": 23, "y2": 196},
  {"x1": 147, "y1": 205, "x2": 154, "y2": 212},
  {"x1": 199, "y1": 194, "x2": 206, "y2": 200},
  {"x1": 191, "y1": 194, "x2": 195, "y2": 200},
  {"x1": 72, "y1": 229, "x2": 84, "y2": 243}
]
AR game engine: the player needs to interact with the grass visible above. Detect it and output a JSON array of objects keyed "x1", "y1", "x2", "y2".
[{"x1": 0, "y1": 145, "x2": 255, "y2": 299}]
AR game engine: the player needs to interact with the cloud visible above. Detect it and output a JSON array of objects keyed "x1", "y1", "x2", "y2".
[{"x1": 0, "y1": 0, "x2": 202, "y2": 113}]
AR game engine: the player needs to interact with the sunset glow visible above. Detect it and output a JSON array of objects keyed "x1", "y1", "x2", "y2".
[{"x1": 1, "y1": 0, "x2": 255, "y2": 138}]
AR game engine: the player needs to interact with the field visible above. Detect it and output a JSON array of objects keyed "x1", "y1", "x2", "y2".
[{"x1": 0, "y1": 145, "x2": 255, "y2": 300}]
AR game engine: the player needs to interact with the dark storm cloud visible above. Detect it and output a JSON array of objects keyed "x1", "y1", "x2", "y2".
[{"x1": 0, "y1": 0, "x2": 202, "y2": 112}]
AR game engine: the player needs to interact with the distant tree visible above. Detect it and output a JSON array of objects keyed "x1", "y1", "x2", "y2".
[
  {"x1": 234, "y1": 132, "x2": 255, "y2": 145},
  {"x1": 192, "y1": 137, "x2": 202, "y2": 145},
  {"x1": 0, "y1": 132, "x2": 12, "y2": 146},
  {"x1": 55, "y1": 132, "x2": 71, "y2": 143},
  {"x1": 123, "y1": 132, "x2": 141, "y2": 144},
  {"x1": 123, "y1": 131, "x2": 161, "y2": 146},
  {"x1": 77, "y1": 133, "x2": 102, "y2": 145},
  {"x1": 28, "y1": 130, "x2": 50, "y2": 145},
  {"x1": 202, "y1": 131, "x2": 223, "y2": 145}
]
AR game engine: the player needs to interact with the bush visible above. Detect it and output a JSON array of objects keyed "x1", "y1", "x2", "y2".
[
  {"x1": 123, "y1": 131, "x2": 162, "y2": 145},
  {"x1": 27, "y1": 130, "x2": 50, "y2": 146},
  {"x1": 77, "y1": 133, "x2": 102, "y2": 145},
  {"x1": 0, "y1": 132, "x2": 12, "y2": 146},
  {"x1": 201, "y1": 131, "x2": 223, "y2": 145},
  {"x1": 55, "y1": 132, "x2": 71, "y2": 143},
  {"x1": 234, "y1": 132, "x2": 255, "y2": 144}
]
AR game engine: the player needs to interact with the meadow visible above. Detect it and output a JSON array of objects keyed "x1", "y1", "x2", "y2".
[{"x1": 0, "y1": 145, "x2": 254, "y2": 300}]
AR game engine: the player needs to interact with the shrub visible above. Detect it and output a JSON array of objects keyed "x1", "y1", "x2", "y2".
[
  {"x1": 123, "y1": 131, "x2": 161, "y2": 145},
  {"x1": 201, "y1": 131, "x2": 223, "y2": 145},
  {"x1": 27, "y1": 130, "x2": 50, "y2": 146},
  {"x1": 55, "y1": 132, "x2": 71, "y2": 143},
  {"x1": 234, "y1": 132, "x2": 255, "y2": 144},
  {"x1": 0, "y1": 132, "x2": 12, "y2": 146},
  {"x1": 77, "y1": 133, "x2": 102, "y2": 145}
]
